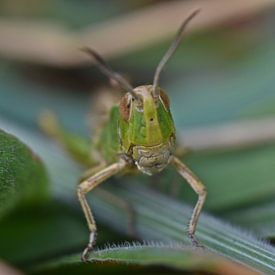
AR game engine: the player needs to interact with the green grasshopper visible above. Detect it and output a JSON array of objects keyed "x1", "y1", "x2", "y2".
[{"x1": 41, "y1": 9, "x2": 206, "y2": 262}]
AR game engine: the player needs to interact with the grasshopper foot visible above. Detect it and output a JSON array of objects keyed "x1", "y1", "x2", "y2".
[
  {"x1": 188, "y1": 232, "x2": 204, "y2": 249},
  {"x1": 81, "y1": 231, "x2": 97, "y2": 263}
]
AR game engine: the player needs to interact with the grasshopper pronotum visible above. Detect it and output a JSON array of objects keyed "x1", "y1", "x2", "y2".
[{"x1": 41, "y1": 9, "x2": 206, "y2": 262}]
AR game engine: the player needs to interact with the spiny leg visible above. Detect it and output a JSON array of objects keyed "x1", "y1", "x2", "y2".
[
  {"x1": 77, "y1": 158, "x2": 128, "y2": 262},
  {"x1": 171, "y1": 156, "x2": 207, "y2": 247}
]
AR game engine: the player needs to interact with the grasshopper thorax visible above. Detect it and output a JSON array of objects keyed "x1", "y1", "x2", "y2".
[{"x1": 119, "y1": 85, "x2": 175, "y2": 175}]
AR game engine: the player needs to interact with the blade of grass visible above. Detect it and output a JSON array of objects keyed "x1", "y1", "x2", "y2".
[
  {"x1": 224, "y1": 200, "x2": 275, "y2": 239},
  {"x1": 32, "y1": 243, "x2": 258, "y2": 275}
]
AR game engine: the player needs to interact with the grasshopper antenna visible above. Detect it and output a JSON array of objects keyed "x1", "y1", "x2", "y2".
[
  {"x1": 81, "y1": 47, "x2": 138, "y2": 99},
  {"x1": 152, "y1": 9, "x2": 200, "y2": 98}
]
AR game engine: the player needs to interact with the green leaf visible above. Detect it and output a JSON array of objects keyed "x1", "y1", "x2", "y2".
[
  {"x1": 32, "y1": 243, "x2": 258, "y2": 275},
  {"x1": 224, "y1": 200, "x2": 275, "y2": 239},
  {"x1": 0, "y1": 129, "x2": 48, "y2": 219},
  {"x1": 0, "y1": 202, "x2": 87, "y2": 264}
]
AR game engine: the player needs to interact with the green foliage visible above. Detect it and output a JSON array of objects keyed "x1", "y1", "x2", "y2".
[
  {"x1": 0, "y1": 2, "x2": 275, "y2": 274},
  {"x1": 225, "y1": 200, "x2": 275, "y2": 239},
  {"x1": 0, "y1": 129, "x2": 48, "y2": 219},
  {"x1": 0, "y1": 202, "x2": 87, "y2": 263}
]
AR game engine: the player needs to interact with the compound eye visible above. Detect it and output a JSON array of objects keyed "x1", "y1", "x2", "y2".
[
  {"x1": 159, "y1": 89, "x2": 170, "y2": 111},
  {"x1": 119, "y1": 93, "x2": 132, "y2": 121}
]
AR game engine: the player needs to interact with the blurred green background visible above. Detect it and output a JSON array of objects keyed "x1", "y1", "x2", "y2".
[{"x1": 0, "y1": 0, "x2": 275, "y2": 274}]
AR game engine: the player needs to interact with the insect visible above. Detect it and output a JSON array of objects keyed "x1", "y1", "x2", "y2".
[{"x1": 40, "y1": 9, "x2": 206, "y2": 262}]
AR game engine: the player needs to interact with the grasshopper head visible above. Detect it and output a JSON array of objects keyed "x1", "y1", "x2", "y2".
[
  {"x1": 118, "y1": 85, "x2": 176, "y2": 175},
  {"x1": 119, "y1": 85, "x2": 175, "y2": 146}
]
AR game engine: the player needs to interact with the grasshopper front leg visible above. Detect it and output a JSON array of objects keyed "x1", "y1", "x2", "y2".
[
  {"x1": 171, "y1": 156, "x2": 207, "y2": 247},
  {"x1": 77, "y1": 158, "x2": 128, "y2": 262}
]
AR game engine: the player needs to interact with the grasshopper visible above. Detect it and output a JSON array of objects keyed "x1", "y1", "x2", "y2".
[{"x1": 41, "y1": 9, "x2": 206, "y2": 262}]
